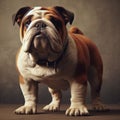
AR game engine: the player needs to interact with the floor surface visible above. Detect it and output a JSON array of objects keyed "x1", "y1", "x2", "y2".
[{"x1": 0, "y1": 104, "x2": 120, "y2": 120}]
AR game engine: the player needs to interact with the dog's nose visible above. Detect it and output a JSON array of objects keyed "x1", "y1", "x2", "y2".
[{"x1": 35, "y1": 22, "x2": 47, "y2": 29}]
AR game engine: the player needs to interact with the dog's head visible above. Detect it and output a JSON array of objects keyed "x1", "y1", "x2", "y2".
[{"x1": 12, "y1": 6, "x2": 74, "y2": 63}]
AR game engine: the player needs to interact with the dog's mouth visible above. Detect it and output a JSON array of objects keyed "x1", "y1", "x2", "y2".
[
  {"x1": 32, "y1": 33, "x2": 49, "y2": 53},
  {"x1": 33, "y1": 33, "x2": 47, "y2": 51}
]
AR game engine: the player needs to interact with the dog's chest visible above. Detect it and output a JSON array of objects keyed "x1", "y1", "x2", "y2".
[{"x1": 17, "y1": 51, "x2": 57, "y2": 81}]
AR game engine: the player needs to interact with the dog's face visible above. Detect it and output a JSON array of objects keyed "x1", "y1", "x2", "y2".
[{"x1": 13, "y1": 6, "x2": 74, "y2": 63}]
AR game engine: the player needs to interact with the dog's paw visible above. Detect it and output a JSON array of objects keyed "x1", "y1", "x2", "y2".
[
  {"x1": 15, "y1": 104, "x2": 37, "y2": 114},
  {"x1": 93, "y1": 102, "x2": 109, "y2": 111},
  {"x1": 65, "y1": 105, "x2": 89, "y2": 116},
  {"x1": 43, "y1": 102, "x2": 60, "y2": 112}
]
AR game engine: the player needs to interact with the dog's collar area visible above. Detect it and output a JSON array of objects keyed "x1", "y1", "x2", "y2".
[
  {"x1": 37, "y1": 40, "x2": 68, "y2": 71},
  {"x1": 37, "y1": 60, "x2": 57, "y2": 71}
]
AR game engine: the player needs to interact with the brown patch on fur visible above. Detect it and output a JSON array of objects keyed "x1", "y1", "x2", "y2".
[
  {"x1": 75, "y1": 74, "x2": 88, "y2": 85},
  {"x1": 16, "y1": 48, "x2": 25, "y2": 84},
  {"x1": 69, "y1": 27, "x2": 103, "y2": 84},
  {"x1": 15, "y1": 48, "x2": 21, "y2": 73},
  {"x1": 70, "y1": 26, "x2": 84, "y2": 35},
  {"x1": 43, "y1": 7, "x2": 67, "y2": 42},
  {"x1": 19, "y1": 75, "x2": 25, "y2": 84}
]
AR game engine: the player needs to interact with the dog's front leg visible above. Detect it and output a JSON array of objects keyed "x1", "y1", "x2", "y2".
[
  {"x1": 15, "y1": 75, "x2": 38, "y2": 114},
  {"x1": 66, "y1": 75, "x2": 89, "y2": 116},
  {"x1": 43, "y1": 87, "x2": 62, "y2": 112}
]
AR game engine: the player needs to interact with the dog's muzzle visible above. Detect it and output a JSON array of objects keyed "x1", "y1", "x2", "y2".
[{"x1": 23, "y1": 21, "x2": 48, "y2": 53}]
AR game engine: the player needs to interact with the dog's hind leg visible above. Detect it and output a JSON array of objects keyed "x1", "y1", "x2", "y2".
[{"x1": 88, "y1": 66, "x2": 108, "y2": 111}]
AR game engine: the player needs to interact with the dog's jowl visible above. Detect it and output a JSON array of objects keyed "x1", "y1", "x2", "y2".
[{"x1": 13, "y1": 6, "x2": 108, "y2": 116}]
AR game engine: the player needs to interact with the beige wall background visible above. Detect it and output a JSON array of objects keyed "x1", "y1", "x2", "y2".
[{"x1": 0, "y1": 0, "x2": 120, "y2": 104}]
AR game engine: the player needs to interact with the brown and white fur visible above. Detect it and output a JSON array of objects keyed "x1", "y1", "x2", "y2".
[{"x1": 12, "y1": 6, "x2": 107, "y2": 116}]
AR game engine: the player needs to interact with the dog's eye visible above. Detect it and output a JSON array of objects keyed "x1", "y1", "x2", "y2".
[
  {"x1": 50, "y1": 16, "x2": 62, "y2": 31},
  {"x1": 24, "y1": 20, "x2": 31, "y2": 28}
]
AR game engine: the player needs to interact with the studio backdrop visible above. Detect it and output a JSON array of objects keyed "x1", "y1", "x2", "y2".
[{"x1": 0, "y1": 0, "x2": 120, "y2": 104}]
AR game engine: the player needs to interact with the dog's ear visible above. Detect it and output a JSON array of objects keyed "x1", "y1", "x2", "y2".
[
  {"x1": 12, "y1": 6, "x2": 31, "y2": 26},
  {"x1": 53, "y1": 6, "x2": 74, "y2": 25}
]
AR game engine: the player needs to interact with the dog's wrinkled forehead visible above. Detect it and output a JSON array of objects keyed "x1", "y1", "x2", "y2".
[{"x1": 26, "y1": 7, "x2": 47, "y2": 18}]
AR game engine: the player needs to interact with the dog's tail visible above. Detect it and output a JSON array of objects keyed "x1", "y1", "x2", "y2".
[{"x1": 69, "y1": 26, "x2": 84, "y2": 35}]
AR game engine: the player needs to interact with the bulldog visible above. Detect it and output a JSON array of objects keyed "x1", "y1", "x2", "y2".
[{"x1": 12, "y1": 6, "x2": 107, "y2": 116}]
